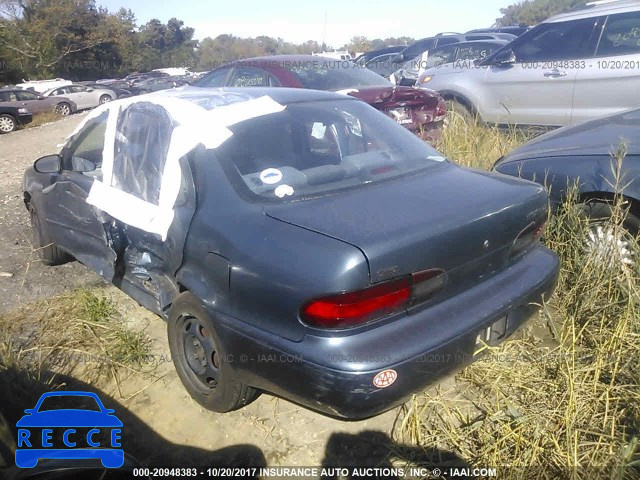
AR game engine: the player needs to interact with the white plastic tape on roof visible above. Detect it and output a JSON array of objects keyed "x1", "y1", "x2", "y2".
[{"x1": 84, "y1": 92, "x2": 285, "y2": 240}]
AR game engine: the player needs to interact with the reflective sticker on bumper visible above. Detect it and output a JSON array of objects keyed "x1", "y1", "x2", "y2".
[{"x1": 373, "y1": 369, "x2": 397, "y2": 388}]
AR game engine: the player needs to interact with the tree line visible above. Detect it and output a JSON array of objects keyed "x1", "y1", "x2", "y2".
[{"x1": 0, "y1": 0, "x2": 586, "y2": 83}]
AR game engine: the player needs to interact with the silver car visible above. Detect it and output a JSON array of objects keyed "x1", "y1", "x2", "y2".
[
  {"x1": 417, "y1": 0, "x2": 640, "y2": 127},
  {"x1": 42, "y1": 84, "x2": 116, "y2": 110}
]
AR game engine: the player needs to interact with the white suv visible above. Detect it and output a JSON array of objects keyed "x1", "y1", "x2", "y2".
[{"x1": 418, "y1": 0, "x2": 640, "y2": 126}]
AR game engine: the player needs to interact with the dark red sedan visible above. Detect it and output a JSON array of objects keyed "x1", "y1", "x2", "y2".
[{"x1": 193, "y1": 55, "x2": 446, "y2": 141}]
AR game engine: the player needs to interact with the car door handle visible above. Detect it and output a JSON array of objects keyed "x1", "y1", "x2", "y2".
[{"x1": 543, "y1": 69, "x2": 567, "y2": 78}]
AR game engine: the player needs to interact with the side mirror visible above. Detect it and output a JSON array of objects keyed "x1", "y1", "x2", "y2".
[
  {"x1": 485, "y1": 48, "x2": 516, "y2": 66},
  {"x1": 86, "y1": 88, "x2": 94, "y2": 92},
  {"x1": 33, "y1": 154, "x2": 62, "y2": 174},
  {"x1": 37, "y1": 96, "x2": 45, "y2": 100},
  {"x1": 23, "y1": 409, "x2": 34, "y2": 415},
  {"x1": 71, "y1": 156, "x2": 96, "y2": 173}
]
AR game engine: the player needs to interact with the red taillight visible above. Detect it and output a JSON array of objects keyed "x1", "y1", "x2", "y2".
[
  {"x1": 301, "y1": 269, "x2": 447, "y2": 329},
  {"x1": 434, "y1": 98, "x2": 447, "y2": 122},
  {"x1": 302, "y1": 277, "x2": 411, "y2": 329},
  {"x1": 511, "y1": 220, "x2": 546, "y2": 258}
]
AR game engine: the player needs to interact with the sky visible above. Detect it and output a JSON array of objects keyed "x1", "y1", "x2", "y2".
[{"x1": 97, "y1": 0, "x2": 509, "y2": 48}]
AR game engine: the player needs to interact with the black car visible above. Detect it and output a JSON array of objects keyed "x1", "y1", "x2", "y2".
[
  {"x1": 0, "y1": 105, "x2": 32, "y2": 133},
  {"x1": 23, "y1": 87, "x2": 559, "y2": 419},
  {"x1": 354, "y1": 46, "x2": 407, "y2": 67},
  {"x1": 494, "y1": 107, "x2": 640, "y2": 265},
  {"x1": 467, "y1": 26, "x2": 531, "y2": 37},
  {"x1": 393, "y1": 32, "x2": 517, "y2": 64},
  {"x1": 395, "y1": 39, "x2": 511, "y2": 86}
]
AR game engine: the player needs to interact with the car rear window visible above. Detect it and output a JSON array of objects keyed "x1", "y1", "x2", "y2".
[
  {"x1": 215, "y1": 99, "x2": 446, "y2": 202},
  {"x1": 283, "y1": 61, "x2": 390, "y2": 90}
]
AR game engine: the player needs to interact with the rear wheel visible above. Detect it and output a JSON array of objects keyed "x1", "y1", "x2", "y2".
[
  {"x1": 99, "y1": 94, "x2": 112, "y2": 105},
  {"x1": 0, "y1": 114, "x2": 16, "y2": 133},
  {"x1": 445, "y1": 99, "x2": 477, "y2": 124},
  {"x1": 579, "y1": 199, "x2": 640, "y2": 268},
  {"x1": 167, "y1": 292, "x2": 259, "y2": 412},
  {"x1": 29, "y1": 206, "x2": 71, "y2": 265},
  {"x1": 55, "y1": 102, "x2": 71, "y2": 116}
]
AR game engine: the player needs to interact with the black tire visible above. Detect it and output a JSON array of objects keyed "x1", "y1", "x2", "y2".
[
  {"x1": 29, "y1": 206, "x2": 71, "y2": 265},
  {"x1": 99, "y1": 94, "x2": 112, "y2": 105},
  {"x1": 580, "y1": 199, "x2": 640, "y2": 234},
  {"x1": 445, "y1": 99, "x2": 476, "y2": 123},
  {"x1": 167, "y1": 292, "x2": 259, "y2": 412},
  {"x1": 0, "y1": 114, "x2": 16, "y2": 134},
  {"x1": 55, "y1": 102, "x2": 71, "y2": 116}
]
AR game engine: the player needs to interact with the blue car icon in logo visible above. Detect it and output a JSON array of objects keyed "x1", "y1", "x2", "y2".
[{"x1": 15, "y1": 391, "x2": 124, "y2": 469}]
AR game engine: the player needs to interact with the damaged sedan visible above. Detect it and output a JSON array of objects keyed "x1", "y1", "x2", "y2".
[
  {"x1": 23, "y1": 87, "x2": 559, "y2": 419},
  {"x1": 193, "y1": 55, "x2": 446, "y2": 142}
]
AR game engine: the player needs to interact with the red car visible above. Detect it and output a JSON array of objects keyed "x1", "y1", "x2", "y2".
[{"x1": 193, "y1": 55, "x2": 446, "y2": 141}]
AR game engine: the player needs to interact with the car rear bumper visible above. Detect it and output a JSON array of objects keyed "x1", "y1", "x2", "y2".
[{"x1": 212, "y1": 245, "x2": 559, "y2": 419}]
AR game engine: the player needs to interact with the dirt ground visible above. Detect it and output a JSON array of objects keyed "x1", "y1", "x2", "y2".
[{"x1": 0, "y1": 117, "x2": 444, "y2": 468}]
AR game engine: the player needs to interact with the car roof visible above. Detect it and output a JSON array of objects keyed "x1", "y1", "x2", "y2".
[{"x1": 544, "y1": 0, "x2": 640, "y2": 22}]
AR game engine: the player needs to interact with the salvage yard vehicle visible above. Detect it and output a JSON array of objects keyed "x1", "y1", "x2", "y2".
[
  {"x1": 0, "y1": 88, "x2": 77, "y2": 116},
  {"x1": 393, "y1": 39, "x2": 511, "y2": 86},
  {"x1": 419, "y1": 0, "x2": 640, "y2": 126},
  {"x1": 41, "y1": 84, "x2": 117, "y2": 110},
  {"x1": 193, "y1": 55, "x2": 447, "y2": 141},
  {"x1": 0, "y1": 105, "x2": 32, "y2": 134},
  {"x1": 494, "y1": 107, "x2": 640, "y2": 266},
  {"x1": 23, "y1": 87, "x2": 559, "y2": 419}
]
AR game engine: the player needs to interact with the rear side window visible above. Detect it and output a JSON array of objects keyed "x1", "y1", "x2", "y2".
[
  {"x1": 596, "y1": 11, "x2": 640, "y2": 56},
  {"x1": 512, "y1": 18, "x2": 598, "y2": 61}
]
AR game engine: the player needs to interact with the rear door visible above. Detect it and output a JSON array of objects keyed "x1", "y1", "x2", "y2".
[
  {"x1": 572, "y1": 10, "x2": 640, "y2": 124},
  {"x1": 480, "y1": 17, "x2": 600, "y2": 126}
]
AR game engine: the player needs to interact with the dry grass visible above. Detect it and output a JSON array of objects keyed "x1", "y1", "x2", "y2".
[
  {"x1": 0, "y1": 288, "x2": 151, "y2": 388},
  {"x1": 398, "y1": 113, "x2": 640, "y2": 479},
  {"x1": 435, "y1": 112, "x2": 535, "y2": 170},
  {"x1": 29, "y1": 111, "x2": 64, "y2": 128}
]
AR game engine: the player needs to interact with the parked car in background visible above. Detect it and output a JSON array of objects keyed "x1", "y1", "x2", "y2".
[
  {"x1": 393, "y1": 32, "x2": 517, "y2": 64},
  {"x1": 0, "y1": 104, "x2": 32, "y2": 133},
  {"x1": 193, "y1": 55, "x2": 447, "y2": 140},
  {"x1": 364, "y1": 53, "x2": 405, "y2": 78},
  {"x1": 15, "y1": 78, "x2": 71, "y2": 93},
  {"x1": 23, "y1": 87, "x2": 559, "y2": 418},
  {"x1": 419, "y1": 0, "x2": 640, "y2": 127},
  {"x1": 354, "y1": 46, "x2": 407, "y2": 66},
  {"x1": 125, "y1": 71, "x2": 169, "y2": 85},
  {"x1": 467, "y1": 26, "x2": 531, "y2": 36},
  {"x1": 42, "y1": 83, "x2": 116, "y2": 110},
  {"x1": 494, "y1": 107, "x2": 640, "y2": 265},
  {"x1": 395, "y1": 39, "x2": 511, "y2": 86},
  {"x1": 0, "y1": 88, "x2": 77, "y2": 116},
  {"x1": 133, "y1": 76, "x2": 187, "y2": 93},
  {"x1": 77, "y1": 81, "x2": 133, "y2": 99}
]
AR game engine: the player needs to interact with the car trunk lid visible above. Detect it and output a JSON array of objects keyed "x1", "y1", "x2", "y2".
[{"x1": 264, "y1": 163, "x2": 547, "y2": 290}]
